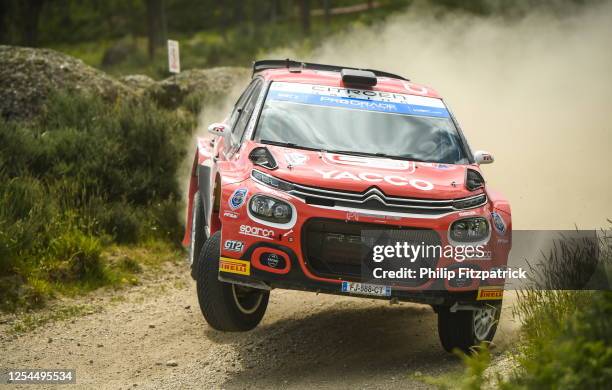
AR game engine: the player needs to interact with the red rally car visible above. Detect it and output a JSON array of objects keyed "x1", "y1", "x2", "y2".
[{"x1": 183, "y1": 60, "x2": 512, "y2": 352}]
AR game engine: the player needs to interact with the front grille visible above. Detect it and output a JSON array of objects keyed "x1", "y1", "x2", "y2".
[
  {"x1": 302, "y1": 218, "x2": 442, "y2": 284},
  {"x1": 251, "y1": 170, "x2": 486, "y2": 215}
]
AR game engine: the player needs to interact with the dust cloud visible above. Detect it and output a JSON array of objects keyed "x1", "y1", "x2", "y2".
[
  {"x1": 191, "y1": 1, "x2": 612, "y2": 230},
  {"x1": 280, "y1": 0, "x2": 612, "y2": 229}
]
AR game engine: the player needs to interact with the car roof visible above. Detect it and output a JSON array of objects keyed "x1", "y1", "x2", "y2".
[{"x1": 255, "y1": 67, "x2": 441, "y2": 99}]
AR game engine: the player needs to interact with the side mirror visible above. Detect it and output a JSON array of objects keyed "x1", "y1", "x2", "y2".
[
  {"x1": 474, "y1": 150, "x2": 494, "y2": 164},
  {"x1": 208, "y1": 123, "x2": 230, "y2": 138}
]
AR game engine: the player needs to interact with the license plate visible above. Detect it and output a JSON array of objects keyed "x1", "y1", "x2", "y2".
[{"x1": 341, "y1": 281, "x2": 391, "y2": 297}]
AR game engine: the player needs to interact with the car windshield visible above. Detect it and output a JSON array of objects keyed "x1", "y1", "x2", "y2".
[{"x1": 254, "y1": 82, "x2": 469, "y2": 164}]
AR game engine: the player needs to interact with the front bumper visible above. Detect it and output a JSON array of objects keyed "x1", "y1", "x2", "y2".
[{"x1": 217, "y1": 179, "x2": 511, "y2": 306}]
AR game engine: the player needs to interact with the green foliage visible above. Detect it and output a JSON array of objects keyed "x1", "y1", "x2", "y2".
[
  {"x1": 45, "y1": 0, "x2": 412, "y2": 78},
  {"x1": 420, "y1": 229, "x2": 612, "y2": 390},
  {"x1": 0, "y1": 91, "x2": 193, "y2": 311},
  {"x1": 509, "y1": 290, "x2": 612, "y2": 389}
]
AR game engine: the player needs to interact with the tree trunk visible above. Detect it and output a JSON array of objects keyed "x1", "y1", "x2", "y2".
[
  {"x1": 146, "y1": 0, "x2": 166, "y2": 60},
  {"x1": 270, "y1": 0, "x2": 281, "y2": 23},
  {"x1": 323, "y1": 0, "x2": 331, "y2": 26},
  {"x1": 21, "y1": 0, "x2": 44, "y2": 47},
  {"x1": 299, "y1": 0, "x2": 310, "y2": 36}
]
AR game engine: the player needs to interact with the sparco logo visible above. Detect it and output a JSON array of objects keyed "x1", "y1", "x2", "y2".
[
  {"x1": 315, "y1": 169, "x2": 434, "y2": 191},
  {"x1": 239, "y1": 225, "x2": 274, "y2": 240}
]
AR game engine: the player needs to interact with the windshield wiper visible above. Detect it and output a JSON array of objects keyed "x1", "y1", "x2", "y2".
[
  {"x1": 259, "y1": 141, "x2": 429, "y2": 163},
  {"x1": 376, "y1": 153, "x2": 428, "y2": 163},
  {"x1": 259, "y1": 140, "x2": 321, "y2": 152},
  {"x1": 326, "y1": 149, "x2": 428, "y2": 163}
]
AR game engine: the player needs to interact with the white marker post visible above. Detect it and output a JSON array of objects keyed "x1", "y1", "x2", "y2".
[{"x1": 167, "y1": 40, "x2": 180, "y2": 74}]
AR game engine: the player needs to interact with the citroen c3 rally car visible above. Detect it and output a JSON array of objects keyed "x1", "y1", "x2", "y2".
[{"x1": 184, "y1": 59, "x2": 512, "y2": 352}]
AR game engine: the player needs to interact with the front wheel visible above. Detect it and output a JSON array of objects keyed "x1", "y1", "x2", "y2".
[
  {"x1": 189, "y1": 191, "x2": 208, "y2": 279},
  {"x1": 437, "y1": 301, "x2": 502, "y2": 353},
  {"x1": 196, "y1": 231, "x2": 269, "y2": 331}
]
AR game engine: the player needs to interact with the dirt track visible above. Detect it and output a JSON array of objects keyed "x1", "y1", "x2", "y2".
[{"x1": 0, "y1": 262, "x2": 519, "y2": 389}]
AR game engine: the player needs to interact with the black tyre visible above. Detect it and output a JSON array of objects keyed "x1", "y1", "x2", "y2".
[
  {"x1": 196, "y1": 231, "x2": 269, "y2": 331},
  {"x1": 189, "y1": 191, "x2": 208, "y2": 279},
  {"x1": 437, "y1": 301, "x2": 502, "y2": 353}
]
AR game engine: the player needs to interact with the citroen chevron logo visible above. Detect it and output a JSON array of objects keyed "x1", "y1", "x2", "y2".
[{"x1": 362, "y1": 187, "x2": 387, "y2": 204}]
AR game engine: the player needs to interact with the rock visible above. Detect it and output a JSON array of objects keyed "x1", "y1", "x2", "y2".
[
  {"x1": 147, "y1": 67, "x2": 249, "y2": 109},
  {"x1": 165, "y1": 360, "x2": 178, "y2": 367},
  {"x1": 148, "y1": 324, "x2": 155, "y2": 329},
  {"x1": 119, "y1": 74, "x2": 156, "y2": 93},
  {"x1": 0, "y1": 45, "x2": 136, "y2": 121},
  {"x1": 0, "y1": 45, "x2": 248, "y2": 121}
]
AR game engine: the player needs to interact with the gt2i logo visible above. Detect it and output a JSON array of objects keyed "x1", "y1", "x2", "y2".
[
  {"x1": 315, "y1": 169, "x2": 433, "y2": 191},
  {"x1": 239, "y1": 225, "x2": 275, "y2": 240},
  {"x1": 229, "y1": 188, "x2": 248, "y2": 210},
  {"x1": 224, "y1": 240, "x2": 245, "y2": 252}
]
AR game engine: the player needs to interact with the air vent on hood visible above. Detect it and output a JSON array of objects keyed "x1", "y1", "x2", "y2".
[
  {"x1": 466, "y1": 169, "x2": 485, "y2": 191},
  {"x1": 249, "y1": 147, "x2": 277, "y2": 170}
]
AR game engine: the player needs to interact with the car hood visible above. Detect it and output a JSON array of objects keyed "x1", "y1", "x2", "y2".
[{"x1": 263, "y1": 146, "x2": 479, "y2": 200}]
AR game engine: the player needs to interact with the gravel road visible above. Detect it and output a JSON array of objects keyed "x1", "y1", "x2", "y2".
[{"x1": 0, "y1": 263, "x2": 519, "y2": 389}]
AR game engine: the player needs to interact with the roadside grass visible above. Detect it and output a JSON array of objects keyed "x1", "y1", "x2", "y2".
[
  {"x1": 0, "y1": 91, "x2": 193, "y2": 313},
  {"x1": 9, "y1": 304, "x2": 103, "y2": 334},
  {"x1": 415, "y1": 226, "x2": 612, "y2": 389},
  {"x1": 3, "y1": 240, "x2": 185, "y2": 334}
]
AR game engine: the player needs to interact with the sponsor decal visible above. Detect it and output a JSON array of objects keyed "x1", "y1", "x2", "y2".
[
  {"x1": 282, "y1": 230, "x2": 295, "y2": 243},
  {"x1": 223, "y1": 210, "x2": 239, "y2": 219},
  {"x1": 346, "y1": 211, "x2": 400, "y2": 222},
  {"x1": 402, "y1": 81, "x2": 429, "y2": 96},
  {"x1": 476, "y1": 286, "x2": 504, "y2": 300},
  {"x1": 267, "y1": 82, "x2": 449, "y2": 118},
  {"x1": 219, "y1": 257, "x2": 250, "y2": 276},
  {"x1": 324, "y1": 153, "x2": 415, "y2": 172},
  {"x1": 223, "y1": 240, "x2": 245, "y2": 252},
  {"x1": 346, "y1": 211, "x2": 360, "y2": 222},
  {"x1": 239, "y1": 225, "x2": 275, "y2": 240},
  {"x1": 229, "y1": 188, "x2": 248, "y2": 210},
  {"x1": 458, "y1": 210, "x2": 477, "y2": 217},
  {"x1": 262, "y1": 253, "x2": 283, "y2": 268},
  {"x1": 316, "y1": 169, "x2": 434, "y2": 191},
  {"x1": 419, "y1": 162, "x2": 455, "y2": 170},
  {"x1": 491, "y1": 212, "x2": 506, "y2": 235},
  {"x1": 285, "y1": 152, "x2": 308, "y2": 166}
]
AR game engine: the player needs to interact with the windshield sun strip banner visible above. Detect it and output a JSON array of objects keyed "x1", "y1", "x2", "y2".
[{"x1": 267, "y1": 82, "x2": 450, "y2": 118}]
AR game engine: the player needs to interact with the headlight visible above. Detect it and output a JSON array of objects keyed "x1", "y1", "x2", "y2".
[
  {"x1": 450, "y1": 217, "x2": 489, "y2": 242},
  {"x1": 249, "y1": 195, "x2": 293, "y2": 224},
  {"x1": 251, "y1": 170, "x2": 295, "y2": 191}
]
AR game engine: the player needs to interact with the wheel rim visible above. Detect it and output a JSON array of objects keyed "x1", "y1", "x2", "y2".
[
  {"x1": 473, "y1": 305, "x2": 498, "y2": 341},
  {"x1": 231, "y1": 284, "x2": 263, "y2": 314}
]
